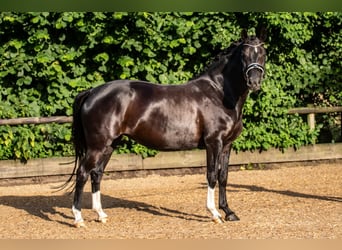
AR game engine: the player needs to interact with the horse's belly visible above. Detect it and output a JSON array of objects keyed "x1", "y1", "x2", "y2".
[
  {"x1": 160, "y1": 128, "x2": 201, "y2": 150},
  {"x1": 131, "y1": 120, "x2": 202, "y2": 151}
]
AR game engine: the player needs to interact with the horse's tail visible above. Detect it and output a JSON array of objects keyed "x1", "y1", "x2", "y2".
[
  {"x1": 53, "y1": 89, "x2": 92, "y2": 193},
  {"x1": 72, "y1": 89, "x2": 92, "y2": 165}
]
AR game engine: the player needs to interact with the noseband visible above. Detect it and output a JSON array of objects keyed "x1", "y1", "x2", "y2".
[
  {"x1": 243, "y1": 43, "x2": 265, "y2": 80},
  {"x1": 245, "y1": 63, "x2": 264, "y2": 78}
]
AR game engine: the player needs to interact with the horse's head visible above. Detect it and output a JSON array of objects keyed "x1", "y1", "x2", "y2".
[{"x1": 240, "y1": 28, "x2": 267, "y2": 91}]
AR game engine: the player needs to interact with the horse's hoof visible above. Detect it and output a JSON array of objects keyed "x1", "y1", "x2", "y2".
[
  {"x1": 98, "y1": 217, "x2": 108, "y2": 224},
  {"x1": 212, "y1": 216, "x2": 224, "y2": 224},
  {"x1": 225, "y1": 213, "x2": 240, "y2": 221},
  {"x1": 74, "y1": 221, "x2": 87, "y2": 228}
]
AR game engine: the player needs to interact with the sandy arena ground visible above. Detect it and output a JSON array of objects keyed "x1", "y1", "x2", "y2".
[{"x1": 0, "y1": 163, "x2": 341, "y2": 239}]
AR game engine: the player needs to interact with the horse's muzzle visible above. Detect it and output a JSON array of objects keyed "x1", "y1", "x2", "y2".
[
  {"x1": 247, "y1": 77, "x2": 261, "y2": 91},
  {"x1": 245, "y1": 63, "x2": 264, "y2": 91}
]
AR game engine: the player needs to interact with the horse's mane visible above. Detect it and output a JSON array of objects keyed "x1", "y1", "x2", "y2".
[{"x1": 198, "y1": 40, "x2": 242, "y2": 77}]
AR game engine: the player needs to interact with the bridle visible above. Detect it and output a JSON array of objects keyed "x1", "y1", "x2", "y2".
[{"x1": 243, "y1": 43, "x2": 265, "y2": 81}]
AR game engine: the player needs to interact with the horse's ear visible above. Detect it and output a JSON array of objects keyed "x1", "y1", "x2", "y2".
[
  {"x1": 241, "y1": 29, "x2": 248, "y2": 40},
  {"x1": 257, "y1": 26, "x2": 267, "y2": 42}
]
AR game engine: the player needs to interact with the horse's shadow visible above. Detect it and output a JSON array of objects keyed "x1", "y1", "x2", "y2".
[
  {"x1": 228, "y1": 183, "x2": 342, "y2": 203},
  {"x1": 0, "y1": 191, "x2": 209, "y2": 227},
  {"x1": 0, "y1": 192, "x2": 74, "y2": 227}
]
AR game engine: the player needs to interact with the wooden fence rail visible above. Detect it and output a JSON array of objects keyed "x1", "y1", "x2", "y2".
[
  {"x1": 0, "y1": 116, "x2": 72, "y2": 126},
  {"x1": 0, "y1": 106, "x2": 341, "y2": 127},
  {"x1": 288, "y1": 106, "x2": 342, "y2": 114}
]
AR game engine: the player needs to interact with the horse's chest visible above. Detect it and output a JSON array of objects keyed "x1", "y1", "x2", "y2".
[
  {"x1": 217, "y1": 112, "x2": 243, "y2": 142},
  {"x1": 228, "y1": 119, "x2": 243, "y2": 140}
]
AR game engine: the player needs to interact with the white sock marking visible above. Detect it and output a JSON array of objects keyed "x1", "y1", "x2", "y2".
[
  {"x1": 72, "y1": 205, "x2": 84, "y2": 223},
  {"x1": 207, "y1": 186, "x2": 221, "y2": 219},
  {"x1": 92, "y1": 191, "x2": 108, "y2": 220}
]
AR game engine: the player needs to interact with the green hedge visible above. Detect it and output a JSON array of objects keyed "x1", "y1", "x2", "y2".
[{"x1": 0, "y1": 12, "x2": 341, "y2": 161}]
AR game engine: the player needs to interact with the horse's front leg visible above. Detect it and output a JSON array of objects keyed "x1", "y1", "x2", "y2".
[
  {"x1": 218, "y1": 145, "x2": 240, "y2": 221},
  {"x1": 206, "y1": 145, "x2": 224, "y2": 223}
]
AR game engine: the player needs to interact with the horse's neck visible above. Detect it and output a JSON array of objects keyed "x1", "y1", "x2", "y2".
[
  {"x1": 222, "y1": 63, "x2": 249, "y2": 110},
  {"x1": 234, "y1": 91, "x2": 249, "y2": 119},
  {"x1": 202, "y1": 49, "x2": 249, "y2": 113}
]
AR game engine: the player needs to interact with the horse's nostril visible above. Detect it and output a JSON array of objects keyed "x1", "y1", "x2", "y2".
[{"x1": 247, "y1": 78, "x2": 261, "y2": 91}]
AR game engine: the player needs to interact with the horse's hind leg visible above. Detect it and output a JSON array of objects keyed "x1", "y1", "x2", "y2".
[
  {"x1": 90, "y1": 146, "x2": 113, "y2": 223},
  {"x1": 72, "y1": 147, "x2": 113, "y2": 228},
  {"x1": 72, "y1": 156, "x2": 90, "y2": 228}
]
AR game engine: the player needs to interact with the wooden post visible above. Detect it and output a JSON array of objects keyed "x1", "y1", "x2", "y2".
[
  {"x1": 307, "y1": 113, "x2": 315, "y2": 131},
  {"x1": 307, "y1": 104, "x2": 315, "y2": 132}
]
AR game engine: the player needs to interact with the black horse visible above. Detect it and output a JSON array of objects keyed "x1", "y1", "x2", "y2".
[{"x1": 68, "y1": 29, "x2": 267, "y2": 227}]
